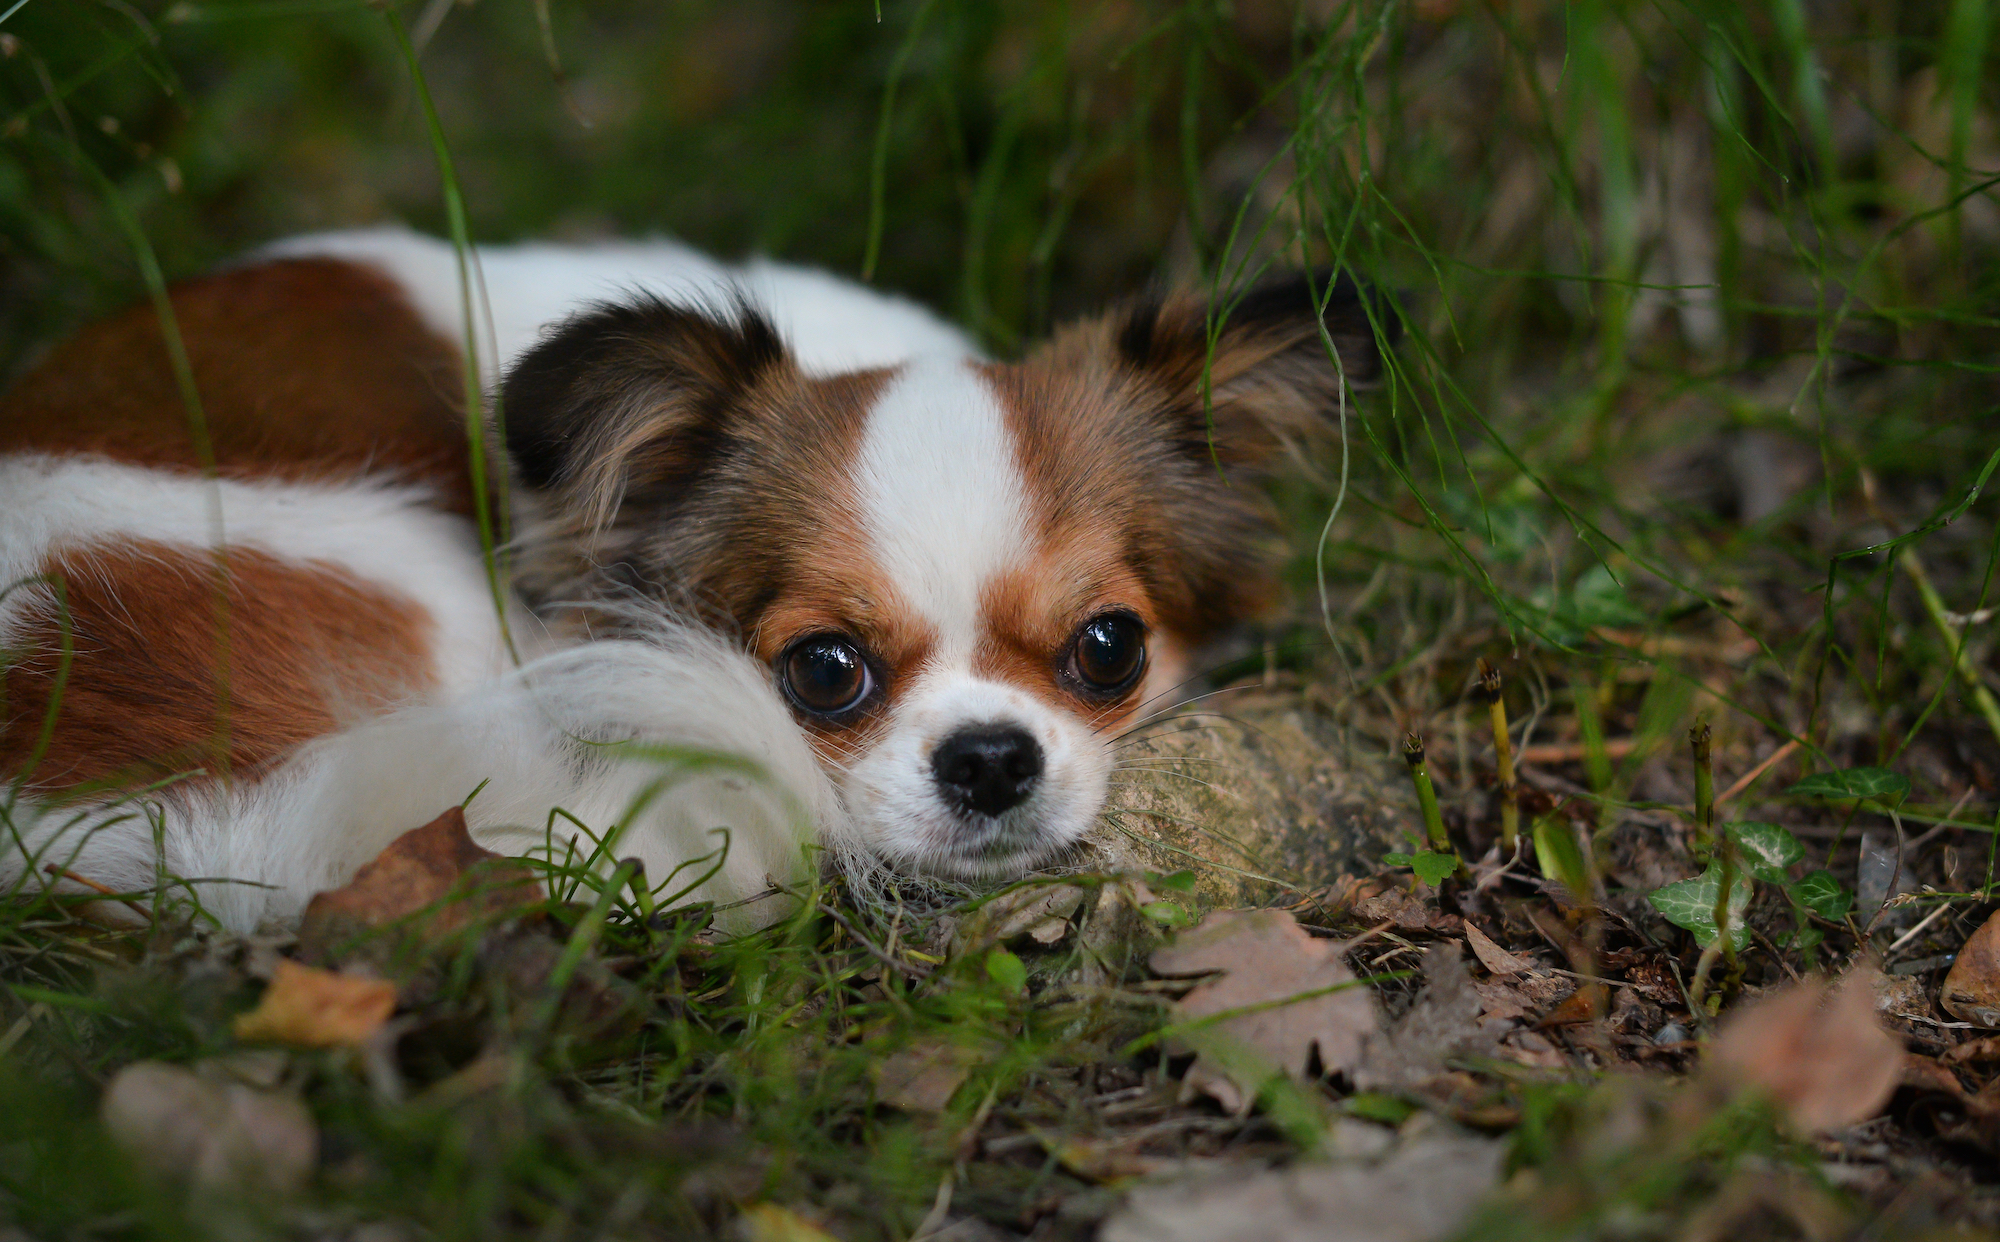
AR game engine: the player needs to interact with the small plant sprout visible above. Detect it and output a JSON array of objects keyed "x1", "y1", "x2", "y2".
[
  {"x1": 1531, "y1": 809, "x2": 1594, "y2": 908},
  {"x1": 1397, "y1": 732, "x2": 1464, "y2": 883},
  {"x1": 1478, "y1": 659, "x2": 1519, "y2": 856}
]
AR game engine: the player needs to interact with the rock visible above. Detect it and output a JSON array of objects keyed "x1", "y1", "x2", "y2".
[{"x1": 1100, "y1": 697, "x2": 1414, "y2": 908}]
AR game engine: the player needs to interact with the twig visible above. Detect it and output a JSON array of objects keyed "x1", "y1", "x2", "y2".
[
  {"x1": 1517, "y1": 738, "x2": 1639, "y2": 765},
  {"x1": 42, "y1": 864, "x2": 152, "y2": 921},
  {"x1": 816, "y1": 901, "x2": 934, "y2": 980},
  {"x1": 1714, "y1": 739, "x2": 1802, "y2": 809},
  {"x1": 1885, "y1": 899, "x2": 1956, "y2": 958}
]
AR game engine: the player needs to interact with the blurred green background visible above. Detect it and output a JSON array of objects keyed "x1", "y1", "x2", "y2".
[{"x1": 4, "y1": 0, "x2": 1998, "y2": 785}]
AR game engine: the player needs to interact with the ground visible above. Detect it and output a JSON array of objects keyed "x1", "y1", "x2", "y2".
[{"x1": 4, "y1": 0, "x2": 2000, "y2": 1238}]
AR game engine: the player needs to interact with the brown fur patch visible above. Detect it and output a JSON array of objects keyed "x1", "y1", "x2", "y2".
[
  {"x1": 981, "y1": 348, "x2": 1279, "y2": 646},
  {"x1": 498, "y1": 293, "x2": 893, "y2": 635},
  {"x1": 0, "y1": 259, "x2": 474, "y2": 512},
  {"x1": 974, "y1": 537, "x2": 1159, "y2": 728},
  {"x1": 984, "y1": 273, "x2": 1384, "y2": 647},
  {"x1": 498, "y1": 294, "x2": 904, "y2": 755},
  {"x1": 1, "y1": 539, "x2": 438, "y2": 791}
]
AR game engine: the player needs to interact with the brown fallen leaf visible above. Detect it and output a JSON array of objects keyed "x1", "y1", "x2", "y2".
[
  {"x1": 1464, "y1": 923, "x2": 1533, "y2": 976},
  {"x1": 1942, "y1": 908, "x2": 2000, "y2": 1027},
  {"x1": 951, "y1": 883, "x2": 1087, "y2": 956},
  {"x1": 1942, "y1": 1035, "x2": 2000, "y2": 1065},
  {"x1": 1704, "y1": 968, "x2": 1902, "y2": 1133},
  {"x1": 1472, "y1": 979, "x2": 1537, "y2": 1023},
  {"x1": 233, "y1": 959, "x2": 397, "y2": 1048},
  {"x1": 1150, "y1": 908, "x2": 1377, "y2": 1112},
  {"x1": 1100, "y1": 1129, "x2": 1504, "y2": 1242},
  {"x1": 872, "y1": 1038, "x2": 988, "y2": 1113},
  {"x1": 101, "y1": 1060, "x2": 317, "y2": 1196},
  {"x1": 297, "y1": 805, "x2": 542, "y2": 971},
  {"x1": 1351, "y1": 884, "x2": 1433, "y2": 930},
  {"x1": 1536, "y1": 984, "x2": 1605, "y2": 1028},
  {"x1": 1353, "y1": 946, "x2": 1503, "y2": 1093}
]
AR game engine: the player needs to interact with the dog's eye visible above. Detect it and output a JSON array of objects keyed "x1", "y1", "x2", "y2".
[
  {"x1": 779, "y1": 634, "x2": 875, "y2": 718},
  {"x1": 1066, "y1": 613, "x2": 1147, "y2": 696}
]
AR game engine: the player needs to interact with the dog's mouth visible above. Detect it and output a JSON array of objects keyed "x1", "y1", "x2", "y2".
[{"x1": 919, "y1": 807, "x2": 1085, "y2": 880}]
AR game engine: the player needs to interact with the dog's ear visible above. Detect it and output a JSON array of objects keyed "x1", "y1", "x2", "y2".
[
  {"x1": 1109, "y1": 270, "x2": 1395, "y2": 468},
  {"x1": 1010, "y1": 272, "x2": 1395, "y2": 642},
  {"x1": 500, "y1": 296, "x2": 788, "y2": 533}
]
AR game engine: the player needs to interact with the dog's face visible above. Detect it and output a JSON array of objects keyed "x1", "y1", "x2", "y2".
[{"x1": 501, "y1": 276, "x2": 1385, "y2": 880}]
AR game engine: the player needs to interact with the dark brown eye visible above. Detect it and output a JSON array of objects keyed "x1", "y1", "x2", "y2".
[
  {"x1": 779, "y1": 635, "x2": 875, "y2": 718},
  {"x1": 1066, "y1": 613, "x2": 1147, "y2": 696}
]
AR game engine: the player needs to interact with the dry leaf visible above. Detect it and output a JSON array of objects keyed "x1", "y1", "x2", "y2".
[
  {"x1": 1036, "y1": 1130, "x2": 1166, "y2": 1182},
  {"x1": 1351, "y1": 885, "x2": 1431, "y2": 930},
  {"x1": 1464, "y1": 924, "x2": 1532, "y2": 976},
  {"x1": 1536, "y1": 986, "x2": 1604, "y2": 1028},
  {"x1": 1705, "y1": 968, "x2": 1902, "y2": 1132},
  {"x1": 1353, "y1": 946, "x2": 1502, "y2": 1092},
  {"x1": 233, "y1": 959, "x2": 397, "y2": 1048},
  {"x1": 737, "y1": 1203, "x2": 839, "y2": 1242},
  {"x1": 1150, "y1": 909, "x2": 1377, "y2": 1111},
  {"x1": 1472, "y1": 980, "x2": 1537, "y2": 1023},
  {"x1": 872, "y1": 1038, "x2": 986, "y2": 1113},
  {"x1": 968, "y1": 884, "x2": 1086, "y2": 949},
  {"x1": 101, "y1": 1061, "x2": 317, "y2": 1196},
  {"x1": 298, "y1": 805, "x2": 542, "y2": 970},
  {"x1": 1100, "y1": 1129, "x2": 1504, "y2": 1242},
  {"x1": 1942, "y1": 1036, "x2": 2000, "y2": 1065},
  {"x1": 1942, "y1": 909, "x2": 2000, "y2": 1027}
]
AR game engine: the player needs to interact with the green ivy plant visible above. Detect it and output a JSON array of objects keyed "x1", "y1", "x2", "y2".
[
  {"x1": 1383, "y1": 850, "x2": 1462, "y2": 887},
  {"x1": 1649, "y1": 820, "x2": 1853, "y2": 960}
]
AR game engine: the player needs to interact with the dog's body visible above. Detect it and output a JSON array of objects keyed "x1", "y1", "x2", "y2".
[{"x1": 0, "y1": 230, "x2": 1381, "y2": 930}]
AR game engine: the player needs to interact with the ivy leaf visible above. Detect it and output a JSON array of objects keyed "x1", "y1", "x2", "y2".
[
  {"x1": 985, "y1": 946, "x2": 1027, "y2": 997},
  {"x1": 1648, "y1": 863, "x2": 1753, "y2": 951},
  {"x1": 1788, "y1": 870, "x2": 1854, "y2": 922},
  {"x1": 1785, "y1": 767, "x2": 1910, "y2": 802},
  {"x1": 1730, "y1": 821, "x2": 1804, "y2": 884},
  {"x1": 1410, "y1": 852, "x2": 1461, "y2": 886},
  {"x1": 1383, "y1": 851, "x2": 1460, "y2": 887}
]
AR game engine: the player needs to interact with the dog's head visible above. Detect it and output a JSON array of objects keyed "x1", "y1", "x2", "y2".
[{"x1": 500, "y1": 274, "x2": 1390, "y2": 880}]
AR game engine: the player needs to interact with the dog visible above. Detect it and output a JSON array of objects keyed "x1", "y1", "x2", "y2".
[{"x1": 0, "y1": 229, "x2": 1385, "y2": 930}]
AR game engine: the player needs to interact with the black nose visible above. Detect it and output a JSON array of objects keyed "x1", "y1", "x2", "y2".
[{"x1": 931, "y1": 726, "x2": 1044, "y2": 817}]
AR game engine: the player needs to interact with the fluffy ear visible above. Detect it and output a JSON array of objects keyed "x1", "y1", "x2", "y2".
[
  {"x1": 500, "y1": 296, "x2": 788, "y2": 534},
  {"x1": 1003, "y1": 272, "x2": 1396, "y2": 643},
  {"x1": 1110, "y1": 270, "x2": 1394, "y2": 466}
]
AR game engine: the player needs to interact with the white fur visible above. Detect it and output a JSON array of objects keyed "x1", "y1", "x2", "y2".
[
  {"x1": 852, "y1": 358, "x2": 1031, "y2": 641},
  {"x1": 257, "y1": 228, "x2": 977, "y2": 381},
  {"x1": 0, "y1": 234, "x2": 1094, "y2": 930},
  {"x1": 836, "y1": 359, "x2": 1107, "y2": 877},
  {"x1": 0, "y1": 455, "x2": 525, "y2": 694},
  {"x1": 5, "y1": 626, "x2": 843, "y2": 932}
]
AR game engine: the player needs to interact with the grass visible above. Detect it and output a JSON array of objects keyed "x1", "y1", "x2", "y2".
[{"x1": 4, "y1": 0, "x2": 2000, "y2": 1236}]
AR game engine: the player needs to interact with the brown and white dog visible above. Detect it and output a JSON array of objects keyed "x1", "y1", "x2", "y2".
[{"x1": 0, "y1": 230, "x2": 1385, "y2": 929}]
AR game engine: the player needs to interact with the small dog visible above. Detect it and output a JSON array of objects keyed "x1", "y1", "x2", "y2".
[{"x1": 0, "y1": 230, "x2": 1384, "y2": 929}]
